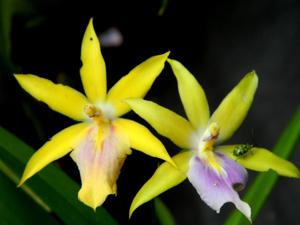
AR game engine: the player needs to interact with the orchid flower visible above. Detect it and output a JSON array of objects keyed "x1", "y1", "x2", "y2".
[
  {"x1": 15, "y1": 19, "x2": 175, "y2": 210},
  {"x1": 126, "y1": 59, "x2": 300, "y2": 221}
]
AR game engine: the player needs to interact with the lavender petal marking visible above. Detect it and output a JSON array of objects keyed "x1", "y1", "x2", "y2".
[
  {"x1": 216, "y1": 152, "x2": 248, "y2": 192},
  {"x1": 187, "y1": 154, "x2": 251, "y2": 221},
  {"x1": 70, "y1": 125, "x2": 131, "y2": 208}
]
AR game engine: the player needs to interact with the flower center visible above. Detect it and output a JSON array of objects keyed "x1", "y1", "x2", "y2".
[
  {"x1": 84, "y1": 103, "x2": 117, "y2": 151},
  {"x1": 198, "y1": 123, "x2": 219, "y2": 154},
  {"x1": 84, "y1": 104, "x2": 108, "y2": 125},
  {"x1": 197, "y1": 123, "x2": 222, "y2": 173}
]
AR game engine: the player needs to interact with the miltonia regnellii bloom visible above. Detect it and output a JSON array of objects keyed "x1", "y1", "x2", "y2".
[
  {"x1": 126, "y1": 59, "x2": 300, "y2": 221},
  {"x1": 15, "y1": 19, "x2": 175, "y2": 210}
]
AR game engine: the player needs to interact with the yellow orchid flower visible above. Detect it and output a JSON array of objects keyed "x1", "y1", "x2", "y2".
[
  {"x1": 15, "y1": 18, "x2": 175, "y2": 210},
  {"x1": 126, "y1": 59, "x2": 300, "y2": 221}
]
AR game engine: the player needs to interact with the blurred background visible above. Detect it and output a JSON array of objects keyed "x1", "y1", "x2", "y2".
[{"x1": 0, "y1": 0, "x2": 299, "y2": 224}]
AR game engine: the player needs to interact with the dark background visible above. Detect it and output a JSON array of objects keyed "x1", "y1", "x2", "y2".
[{"x1": 0, "y1": 0, "x2": 299, "y2": 224}]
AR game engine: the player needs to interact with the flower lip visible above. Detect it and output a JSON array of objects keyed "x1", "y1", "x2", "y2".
[{"x1": 188, "y1": 153, "x2": 251, "y2": 221}]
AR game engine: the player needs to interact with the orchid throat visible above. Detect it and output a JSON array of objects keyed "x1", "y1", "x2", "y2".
[{"x1": 197, "y1": 123, "x2": 223, "y2": 173}]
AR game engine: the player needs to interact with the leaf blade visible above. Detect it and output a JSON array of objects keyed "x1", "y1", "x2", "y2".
[
  {"x1": 0, "y1": 126, "x2": 119, "y2": 225},
  {"x1": 154, "y1": 198, "x2": 177, "y2": 225},
  {"x1": 0, "y1": 171, "x2": 61, "y2": 225}
]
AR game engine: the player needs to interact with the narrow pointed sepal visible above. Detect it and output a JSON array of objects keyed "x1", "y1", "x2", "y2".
[
  {"x1": 114, "y1": 118, "x2": 175, "y2": 167},
  {"x1": 107, "y1": 52, "x2": 170, "y2": 116},
  {"x1": 209, "y1": 71, "x2": 258, "y2": 143},
  {"x1": 129, "y1": 151, "x2": 192, "y2": 218},
  {"x1": 14, "y1": 74, "x2": 89, "y2": 121},
  {"x1": 167, "y1": 59, "x2": 210, "y2": 130},
  {"x1": 80, "y1": 18, "x2": 107, "y2": 102},
  {"x1": 125, "y1": 99, "x2": 194, "y2": 149},
  {"x1": 218, "y1": 145, "x2": 300, "y2": 178},
  {"x1": 18, "y1": 123, "x2": 90, "y2": 186}
]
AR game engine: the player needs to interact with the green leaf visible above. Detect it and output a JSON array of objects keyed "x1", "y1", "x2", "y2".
[
  {"x1": 0, "y1": 0, "x2": 41, "y2": 71},
  {"x1": 158, "y1": 0, "x2": 169, "y2": 16},
  {"x1": 154, "y1": 198, "x2": 176, "y2": 225},
  {"x1": 0, "y1": 126, "x2": 119, "y2": 225},
  {"x1": 0, "y1": 172, "x2": 61, "y2": 225},
  {"x1": 224, "y1": 106, "x2": 300, "y2": 225}
]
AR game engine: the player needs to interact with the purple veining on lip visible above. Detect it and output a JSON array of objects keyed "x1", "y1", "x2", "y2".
[
  {"x1": 70, "y1": 125, "x2": 131, "y2": 207},
  {"x1": 215, "y1": 152, "x2": 248, "y2": 191},
  {"x1": 187, "y1": 152, "x2": 251, "y2": 221}
]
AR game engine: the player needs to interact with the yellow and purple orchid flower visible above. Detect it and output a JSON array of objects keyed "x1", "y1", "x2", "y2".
[
  {"x1": 126, "y1": 59, "x2": 300, "y2": 221},
  {"x1": 15, "y1": 19, "x2": 175, "y2": 210}
]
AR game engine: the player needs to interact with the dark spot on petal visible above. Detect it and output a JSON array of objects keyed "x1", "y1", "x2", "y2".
[
  {"x1": 90, "y1": 37, "x2": 93, "y2": 41},
  {"x1": 233, "y1": 183, "x2": 244, "y2": 192}
]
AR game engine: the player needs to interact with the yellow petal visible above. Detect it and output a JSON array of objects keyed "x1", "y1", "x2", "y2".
[
  {"x1": 71, "y1": 124, "x2": 131, "y2": 209},
  {"x1": 15, "y1": 74, "x2": 89, "y2": 121},
  {"x1": 125, "y1": 99, "x2": 194, "y2": 149},
  {"x1": 80, "y1": 18, "x2": 106, "y2": 103},
  {"x1": 106, "y1": 52, "x2": 170, "y2": 116},
  {"x1": 19, "y1": 123, "x2": 90, "y2": 186},
  {"x1": 114, "y1": 118, "x2": 175, "y2": 166},
  {"x1": 218, "y1": 145, "x2": 300, "y2": 178},
  {"x1": 209, "y1": 71, "x2": 258, "y2": 143},
  {"x1": 167, "y1": 59, "x2": 209, "y2": 130},
  {"x1": 129, "y1": 151, "x2": 192, "y2": 217}
]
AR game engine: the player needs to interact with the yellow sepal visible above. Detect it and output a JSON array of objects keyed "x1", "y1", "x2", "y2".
[
  {"x1": 114, "y1": 118, "x2": 175, "y2": 166},
  {"x1": 168, "y1": 59, "x2": 209, "y2": 130},
  {"x1": 218, "y1": 145, "x2": 300, "y2": 178},
  {"x1": 15, "y1": 74, "x2": 89, "y2": 121},
  {"x1": 125, "y1": 99, "x2": 194, "y2": 149},
  {"x1": 80, "y1": 18, "x2": 107, "y2": 103},
  {"x1": 106, "y1": 52, "x2": 170, "y2": 116},
  {"x1": 19, "y1": 123, "x2": 90, "y2": 186},
  {"x1": 129, "y1": 151, "x2": 192, "y2": 217},
  {"x1": 209, "y1": 71, "x2": 258, "y2": 143}
]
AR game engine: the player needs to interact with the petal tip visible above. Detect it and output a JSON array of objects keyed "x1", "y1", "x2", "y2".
[
  {"x1": 78, "y1": 191, "x2": 105, "y2": 211},
  {"x1": 14, "y1": 74, "x2": 26, "y2": 83},
  {"x1": 245, "y1": 70, "x2": 259, "y2": 85},
  {"x1": 13, "y1": 73, "x2": 20, "y2": 78},
  {"x1": 129, "y1": 203, "x2": 137, "y2": 219},
  {"x1": 87, "y1": 17, "x2": 94, "y2": 29},
  {"x1": 128, "y1": 210, "x2": 133, "y2": 219},
  {"x1": 17, "y1": 175, "x2": 27, "y2": 187},
  {"x1": 92, "y1": 206, "x2": 97, "y2": 212},
  {"x1": 166, "y1": 57, "x2": 175, "y2": 63},
  {"x1": 166, "y1": 58, "x2": 186, "y2": 79},
  {"x1": 84, "y1": 17, "x2": 97, "y2": 39},
  {"x1": 153, "y1": 51, "x2": 170, "y2": 64},
  {"x1": 166, "y1": 58, "x2": 179, "y2": 67},
  {"x1": 249, "y1": 70, "x2": 257, "y2": 76},
  {"x1": 163, "y1": 51, "x2": 171, "y2": 57},
  {"x1": 166, "y1": 58, "x2": 185, "y2": 71},
  {"x1": 156, "y1": 51, "x2": 170, "y2": 62}
]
